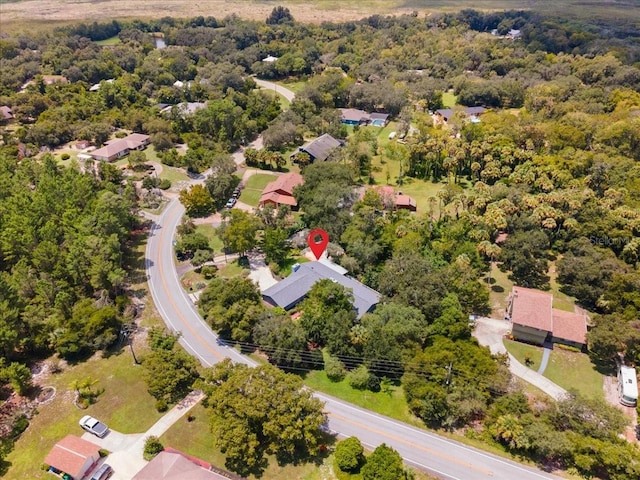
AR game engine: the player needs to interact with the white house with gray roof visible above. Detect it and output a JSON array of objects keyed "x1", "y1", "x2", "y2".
[{"x1": 262, "y1": 261, "x2": 381, "y2": 318}]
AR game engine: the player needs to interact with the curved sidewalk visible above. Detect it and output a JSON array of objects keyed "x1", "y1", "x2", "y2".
[{"x1": 473, "y1": 317, "x2": 568, "y2": 400}]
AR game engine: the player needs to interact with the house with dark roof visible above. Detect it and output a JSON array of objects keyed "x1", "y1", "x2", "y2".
[
  {"x1": 435, "y1": 107, "x2": 486, "y2": 123},
  {"x1": 259, "y1": 172, "x2": 304, "y2": 209},
  {"x1": 262, "y1": 260, "x2": 381, "y2": 318},
  {"x1": 44, "y1": 435, "x2": 101, "y2": 480},
  {"x1": 133, "y1": 448, "x2": 242, "y2": 480},
  {"x1": 293, "y1": 133, "x2": 343, "y2": 163},
  {"x1": 507, "y1": 286, "x2": 587, "y2": 350},
  {"x1": 90, "y1": 133, "x2": 150, "y2": 162}
]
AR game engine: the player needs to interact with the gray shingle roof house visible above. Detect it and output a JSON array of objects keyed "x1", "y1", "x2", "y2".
[
  {"x1": 262, "y1": 261, "x2": 381, "y2": 318},
  {"x1": 435, "y1": 107, "x2": 486, "y2": 122},
  {"x1": 294, "y1": 133, "x2": 343, "y2": 162}
]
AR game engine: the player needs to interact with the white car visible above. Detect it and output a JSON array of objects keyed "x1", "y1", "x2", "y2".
[{"x1": 79, "y1": 415, "x2": 109, "y2": 438}]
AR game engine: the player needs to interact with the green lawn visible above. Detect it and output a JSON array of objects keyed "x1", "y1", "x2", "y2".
[
  {"x1": 245, "y1": 172, "x2": 279, "y2": 190},
  {"x1": 239, "y1": 188, "x2": 263, "y2": 207},
  {"x1": 544, "y1": 348, "x2": 604, "y2": 400},
  {"x1": 94, "y1": 36, "x2": 121, "y2": 46},
  {"x1": 239, "y1": 173, "x2": 278, "y2": 207},
  {"x1": 218, "y1": 259, "x2": 250, "y2": 278},
  {"x1": 275, "y1": 79, "x2": 307, "y2": 93},
  {"x1": 504, "y1": 340, "x2": 604, "y2": 400},
  {"x1": 504, "y1": 339, "x2": 543, "y2": 370},
  {"x1": 5, "y1": 350, "x2": 162, "y2": 480},
  {"x1": 159, "y1": 165, "x2": 190, "y2": 184},
  {"x1": 195, "y1": 224, "x2": 224, "y2": 252},
  {"x1": 442, "y1": 91, "x2": 457, "y2": 108},
  {"x1": 303, "y1": 370, "x2": 423, "y2": 428},
  {"x1": 548, "y1": 260, "x2": 578, "y2": 312}
]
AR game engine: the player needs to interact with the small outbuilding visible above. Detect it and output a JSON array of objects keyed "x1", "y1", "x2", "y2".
[{"x1": 44, "y1": 434, "x2": 101, "y2": 480}]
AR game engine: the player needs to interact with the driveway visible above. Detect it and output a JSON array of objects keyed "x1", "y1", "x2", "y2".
[
  {"x1": 81, "y1": 391, "x2": 204, "y2": 480},
  {"x1": 473, "y1": 317, "x2": 568, "y2": 400}
]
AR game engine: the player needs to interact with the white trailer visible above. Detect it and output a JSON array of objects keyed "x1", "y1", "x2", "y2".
[{"x1": 618, "y1": 365, "x2": 638, "y2": 407}]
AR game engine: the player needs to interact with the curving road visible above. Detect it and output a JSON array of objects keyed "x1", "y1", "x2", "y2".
[{"x1": 145, "y1": 80, "x2": 564, "y2": 480}]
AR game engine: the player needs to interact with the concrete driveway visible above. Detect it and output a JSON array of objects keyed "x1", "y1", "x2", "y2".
[
  {"x1": 81, "y1": 391, "x2": 204, "y2": 480},
  {"x1": 473, "y1": 317, "x2": 568, "y2": 400}
]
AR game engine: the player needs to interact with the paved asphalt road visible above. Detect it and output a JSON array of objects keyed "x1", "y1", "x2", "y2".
[{"x1": 145, "y1": 80, "x2": 564, "y2": 480}]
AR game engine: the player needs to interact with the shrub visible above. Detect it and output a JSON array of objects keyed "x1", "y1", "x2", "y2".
[
  {"x1": 158, "y1": 179, "x2": 171, "y2": 190},
  {"x1": 347, "y1": 364, "x2": 370, "y2": 390},
  {"x1": 155, "y1": 399, "x2": 168, "y2": 412},
  {"x1": 325, "y1": 355, "x2": 346, "y2": 382},
  {"x1": 367, "y1": 373, "x2": 381, "y2": 392},
  {"x1": 334, "y1": 436, "x2": 364, "y2": 473},
  {"x1": 61, "y1": 153, "x2": 70, "y2": 160},
  {"x1": 143, "y1": 436, "x2": 164, "y2": 461},
  {"x1": 200, "y1": 265, "x2": 218, "y2": 279}
]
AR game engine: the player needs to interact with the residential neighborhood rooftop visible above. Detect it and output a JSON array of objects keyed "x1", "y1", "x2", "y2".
[
  {"x1": 259, "y1": 172, "x2": 304, "y2": 208},
  {"x1": 262, "y1": 260, "x2": 381, "y2": 318},
  {"x1": 297, "y1": 133, "x2": 343, "y2": 161},
  {"x1": 510, "y1": 286, "x2": 553, "y2": 333},
  {"x1": 551, "y1": 308, "x2": 588, "y2": 345},
  {"x1": 44, "y1": 434, "x2": 100, "y2": 480},
  {"x1": 133, "y1": 449, "x2": 234, "y2": 480}
]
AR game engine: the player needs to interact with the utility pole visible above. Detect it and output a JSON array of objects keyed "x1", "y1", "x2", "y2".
[{"x1": 445, "y1": 362, "x2": 453, "y2": 391}]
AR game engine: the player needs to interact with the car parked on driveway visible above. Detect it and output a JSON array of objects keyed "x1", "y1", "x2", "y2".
[
  {"x1": 225, "y1": 198, "x2": 237, "y2": 208},
  {"x1": 90, "y1": 463, "x2": 113, "y2": 480},
  {"x1": 79, "y1": 415, "x2": 109, "y2": 438}
]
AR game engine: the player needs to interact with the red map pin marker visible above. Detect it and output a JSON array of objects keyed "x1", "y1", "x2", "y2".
[{"x1": 307, "y1": 228, "x2": 329, "y2": 260}]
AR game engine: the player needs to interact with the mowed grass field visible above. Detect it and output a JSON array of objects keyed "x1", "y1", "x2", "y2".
[{"x1": 2, "y1": 0, "x2": 639, "y2": 32}]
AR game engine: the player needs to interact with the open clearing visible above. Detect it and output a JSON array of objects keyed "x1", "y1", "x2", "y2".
[{"x1": 2, "y1": 0, "x2": 639, "y2": 32}]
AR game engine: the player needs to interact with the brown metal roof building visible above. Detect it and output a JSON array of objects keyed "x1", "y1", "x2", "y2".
[{"x1": 259, "y1": 172, "x2": 304, "y2": 209}]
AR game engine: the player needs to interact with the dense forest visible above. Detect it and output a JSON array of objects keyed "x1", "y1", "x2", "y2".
[{"x1": 1, "y1": 6, "x2": 639, "y2": 479}]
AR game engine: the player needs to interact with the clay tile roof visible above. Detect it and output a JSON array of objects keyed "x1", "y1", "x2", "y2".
[
  {"x1": 511, "y1": 286, "x2": 553, "y2": 332},
  {"x1": 44, "y1": 435, "x2": 100, "y2": 478},
  {"x1": 552, "y1": 309, "x2": 587, "y2": 345},
  {"x1": 394, "y1": 193, "x2": 416, "y2": 208},
  {"x1": 259, "y1": 191, "x2": 298, "y2": 207}
]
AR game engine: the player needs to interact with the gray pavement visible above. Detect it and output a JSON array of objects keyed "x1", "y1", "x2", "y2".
[
  {"x1": 473, "y1": 317, "x2": 567, "y2": 400},
  {"x1": 538, "y1": 348, "x2": 552, "y2": 374}
]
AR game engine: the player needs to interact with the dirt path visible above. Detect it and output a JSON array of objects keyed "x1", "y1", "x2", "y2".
[{"x1": 603, "y1": 376, "x2": 638, "y2": 444}]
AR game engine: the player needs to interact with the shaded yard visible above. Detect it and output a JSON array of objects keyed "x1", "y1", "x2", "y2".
[{"x1": 5, "y1": 350, "x2": 162, "y2": 480}]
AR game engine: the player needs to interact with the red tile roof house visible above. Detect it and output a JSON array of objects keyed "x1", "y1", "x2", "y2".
[
  {"x1": 44, "y1": 434, "x2": 101, "y2": 480},
  {"x1": 507, "y1": 286, "x2": 588, "y2": 350},
  {"x1": 90, "y1": 133, "x2": 150, "y2": 162},
  {"x1": 259, "y1": 172, "x2": 304, "y2": 210},
  {"x1": 372, "y1": 186, "x2": 417, "y2": 212}
]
